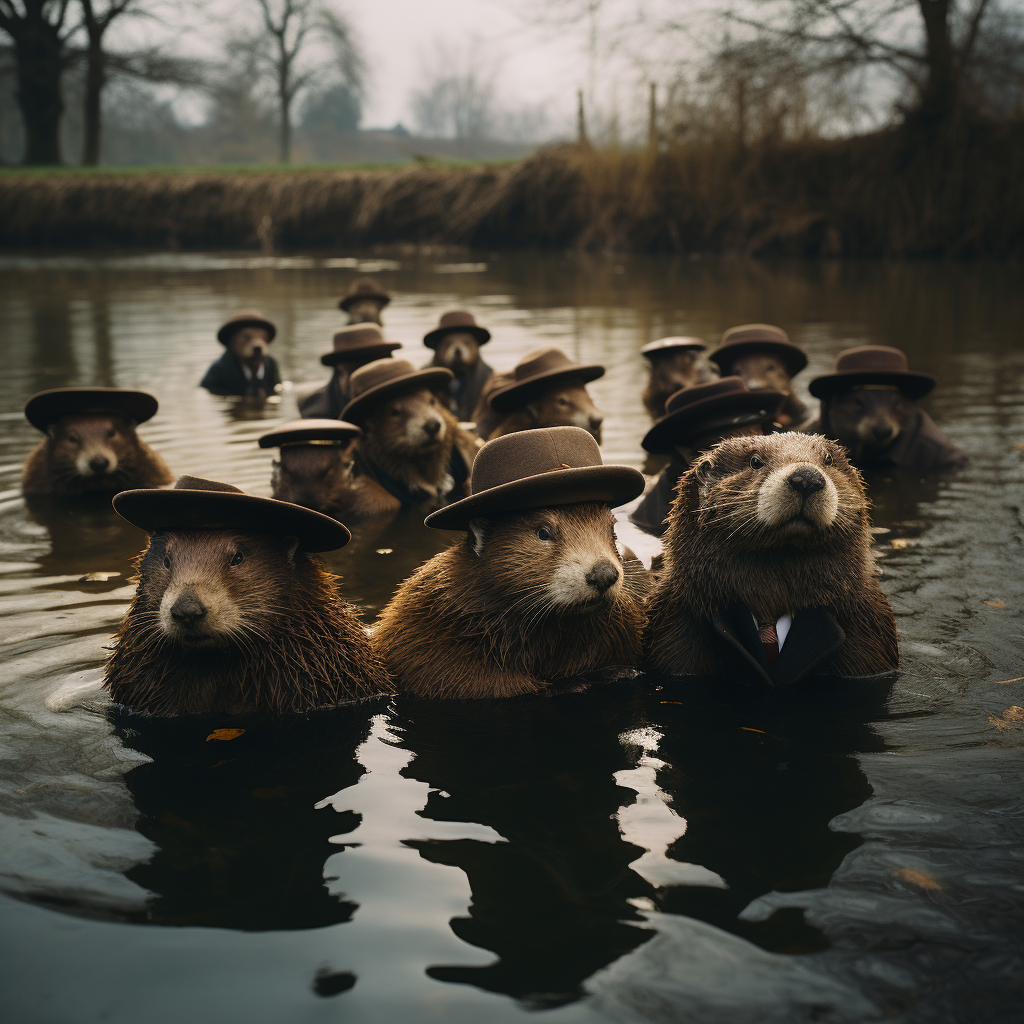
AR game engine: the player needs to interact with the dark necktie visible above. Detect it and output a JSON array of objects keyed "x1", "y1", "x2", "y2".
[{"x1": 758, "y1": 621, "x2": 780, "y2": 667}]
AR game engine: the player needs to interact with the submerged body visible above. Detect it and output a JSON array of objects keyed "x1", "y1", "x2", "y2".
[{"x1": 428, "y1": 332, "x2": 494, "y2": 422}]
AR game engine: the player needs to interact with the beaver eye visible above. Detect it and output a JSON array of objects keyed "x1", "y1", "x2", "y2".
[
  {"x1": 823, "y1": 451, "x2": 834, "y2": 466},
  {"x1": 67, "y1": 434, "x2": 80, "y2": 445},
  {"x1": 230, "y1": 551, "x2": 244, "y2": 567},
  {"x1": 163, "y1": 556, "x2": 170, "y2": 569},
  {"x1": 536, "y1": 526, "x2": 552, "y2": 541},
  {"x1": 750, "y1": 454, "x2": 765, "y2": 470},
  {"x1": 106, "y1": 428, "x2": 116, "y2": 439}
]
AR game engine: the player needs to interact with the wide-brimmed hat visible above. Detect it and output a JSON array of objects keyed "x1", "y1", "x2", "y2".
[
  {"x1": 25, "y1": 387, "x2": 159, "y2": 432},
  {"x1": 425, "y1": 426, "x2": 644, "y2": 531},
  {"x1": 641, "y1": 336, "x2": 708, "y2": 359},
  {"x1": 340, "y1": 358, "x2": 453, "y2": 425},
  {"x1": 113, "y1": 475, "x2": 350, "y2": 552},
  {"x1": 338, "y1": 277, "x2": 391, "y2": 312},
  {"x1": 423, "y1": 310, "x2": 491, "y2": 349},
  {"x1": 258, "y1": 419, "x2": 362, "y2": 448},
  {"x1": 642, "y1": 377, "x2": 785, "y2": 454},
  {"x1": 809, "y1": 345, "x2": 936, "y2": 400},
  {"x1": 321, "y1": 324, "x2": 402, "y2": 367},
  {"x1": 217, "y1": 311, "x2": 277, "y2": 346},
  {"x1": 488, "y1": 347, "x2": 605, "y2": 415},
  {"x1": 710, "y1": 324, "x2": 807, "y2": 378}
]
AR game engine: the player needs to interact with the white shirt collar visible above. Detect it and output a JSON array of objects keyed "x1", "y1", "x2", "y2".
[
  {"x1": 751, "y1": 612, "x2": 793, "y2": 650},
  {"x1": 241, "y1": 362, "x2": 266, "y2": 381}
]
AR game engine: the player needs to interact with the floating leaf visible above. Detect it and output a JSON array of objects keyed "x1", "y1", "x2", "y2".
[
  {"x1": 1013, "y1": 442, "x2": 1024, "y2": 451},
  {"x1": 206, "y1": 728, "x2": 245, "y2": 742},
  {"x1": 739, "y1": 727, "x2": 766, "y2": 734},
  {"x1": 994, "y1": 676, "x2": 1024, "y2": 685},
  {"x1": 80, "y1": 571, "x2": 121, "y2": 582},
  {"x1": 989, "y1": 706, "x2": 1024, "y2": 731},
  {"x1": 984, "y1": 599, "x2": 1006, "y2": 608},
  {"x1": 891, "y1": 538, "x2": 908, "y2": 550},
  {"x1": 893, "y1": 867, "x2": 942, "y2": 891},
  {"x1": 375, "y1": 548, "x2": 393, "y2": 555}
]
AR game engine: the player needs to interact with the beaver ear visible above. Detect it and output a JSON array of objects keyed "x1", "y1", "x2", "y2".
[
  {"x1": 467, "y1": 518, "x2": 488, "y2": 557},
  {"x1": 524, "y1": 403, "x2": 540, "y2": 424},
  {"x1": 283, "y1": 535, "x2": 300, "y2": 562}
]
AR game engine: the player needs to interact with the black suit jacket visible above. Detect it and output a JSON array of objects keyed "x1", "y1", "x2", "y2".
[{"x1": 200, "y1": 351, "x2": 282, "y2": 397}]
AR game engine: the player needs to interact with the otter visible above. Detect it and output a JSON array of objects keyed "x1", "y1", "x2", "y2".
[
  {"x1": 429, "y1": 331, "x2": 494, "y2": 422},
  {"x1": 374, "y1": 503, "x2": 648, "y2": 698},
  {"x1": 106, "y1": 525, "x2": 392, "y2": 716},
  {"x1": 22, "y1": 412, "x2": 172, "y2": 497},
  {"x1": 641, "y1": 340, "x2": 718, "y2": 419},
  {"x1": 646, "y1": 432, "x2": 898, "y2": 685}
]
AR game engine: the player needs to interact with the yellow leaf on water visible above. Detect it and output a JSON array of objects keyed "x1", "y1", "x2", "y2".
[
  {"x1": 206, "y1": 728, "x2": 245, "y2": 742},
  {"x1": 891, "y1": 538, "x2": 908, "y2": 550},
  {"x1": 893, "y1": 867, "x2": 942, "y2": 891},
  {"x1": 1012, "y1": 442, "x2": 1024, "y2": 451},
  {"x1": 984, "y1": 599, "x2": 1007, "y2": 608},
  {"x1": 375, "y1": 548, "x2": 393, "y2": 555},
  {"x1": 989, "y1": 707, "x2": 1024, "y2": 731},
  {"x1": 994, "y1": 676, "x2": 1024, "y2": 685},
  {"x1": 739, "y1": 727, "x2": 766, "y2": 734}
]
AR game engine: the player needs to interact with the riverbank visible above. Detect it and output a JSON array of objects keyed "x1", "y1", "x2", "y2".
[{"x1": 1, "y1": 120, "x2": 1020, "y2": 257}]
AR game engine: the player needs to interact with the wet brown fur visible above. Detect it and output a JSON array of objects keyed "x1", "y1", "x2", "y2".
[
  {"x1": 642, "y1": 350, "x2": 719, "y2": 419},
  {"x1": 105, "y1": 530, "x2": 392, "y2": 715},
  {"x1": 22, "y1": 413, "x2": 173, "y2": 497},
  {"x1": 373, "y1": 503, "x2": 648, "y2": 698},
  {"x1": 345, "y1": 298, "x2": 385, "y2": 325},
  {"x1": 646, "y1": 432, "x2": 898, "y2": 678},
  {"x1": 722, "y1": 353, "x2": 809, "y2": 428},
  {"x1": 480, "y1": 381, "x2": 604, "y2": 443},
  {"x1": 818, "y1": 390, "x2": 916, "y2": 463},
  {"x1": 271, "y1": 443, "x2": 358, "y2": 517}
]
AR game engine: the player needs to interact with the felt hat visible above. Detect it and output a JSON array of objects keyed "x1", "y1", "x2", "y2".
[
  {"x1": 24, "y1": 387, "x2": 159, "y2": 432},
  {"x1": 423, "y1": 310, "x2": 491, "y2": 349},
  {"x1": 642, "y1": 377, "x2": 785, "y2": 454},
  {"x1": 339, "y1": 277, "x2": 391, "y2": 312},
  {"x1": 321, "y1": 324, "x2": 402, "y2": 367},
  {"x1": 258, "y1": 419, "x2": 362, "y2": 448},
  {"x1": 641, "y1": 336, "x2": 708, "y2": 359},
  {"x1": 340, "y1": 358, "x2": 453, "y2": 425},
  {"x1": 710, "y1": 324, "x2": 807, "y2": 377},
  {"x1": 217, "y1": 311, "x2": 277, "y2": 346},
  {"x1": 425, "y1": 426, "x2": 645, "y2": 531},
  {"x1": 808, "y1": 345, "x2": 936, "y2": 400},
  {"x1": 488, "y1": 347, "x2": 605, "y2": 414},
  {"x1": 113, "y1": 475, "x2": 350, "y2": 552}
]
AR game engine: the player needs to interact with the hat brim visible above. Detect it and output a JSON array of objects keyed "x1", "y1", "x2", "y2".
[
  {"x1": 709, "y1": 340, "x2": 808, "y2": 377},
  {"x1": 642, "y1": 390, "x2": 786, "y2": 454},
  {"x1": 112, "y1": 488, "x2": 350, "y2": 552},
  {"x1": 321, "y1": 342, "x2": 401, "y2": 367},
  {"x1": 25, "y1": 388, "x2": 159, "y2": 432},
  {"x1": 425, "y1": 464, "x2": 646, "y2": 531},
  {"x1": 641, "y1": 340, "x2": 707, "y2": 359},
  {"x1": 489, "y1": 365, "x2": 605, "y2": 414},
  {"x1": 339, "y1": 293, "x2": 391, "y2": 311},
  {"x1": 808, "y1": 370, "x2": 936, "y2": 401},
  {"x1": 217, "y1": 317, "x2": 277, "y2": 346},
  {"x1": 423, "y1": 324, "x2": 491, "y2": 349},
  {"x1": 258, "y1": 420, "x2": 361, "y2": 448},
  {"x1": 341, "y1": 367, "x2": 454, "y2": 424}
]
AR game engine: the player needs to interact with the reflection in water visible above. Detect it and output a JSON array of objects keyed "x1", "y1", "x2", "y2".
[{"x1": 111, "y1": 703, "x2": 377, "y2": 930}]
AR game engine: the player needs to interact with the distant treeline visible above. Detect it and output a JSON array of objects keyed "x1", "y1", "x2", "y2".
[{"x1": 2, "y1": 119, "x2": 1021, "y2": 258}]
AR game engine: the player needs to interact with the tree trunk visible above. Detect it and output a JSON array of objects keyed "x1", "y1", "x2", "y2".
[
  {"x1": 13, "y1": 18, "x2": 65, "y2": 165},
  {"x1": 82, "y1": 38, "x2": 105, "y2": 166},
  {"x1": 917, "y1": 0, "x2": 958, "y2": 123},
  {"x1": 279, "y1": 87, "x2": 291, "y2": 163}
]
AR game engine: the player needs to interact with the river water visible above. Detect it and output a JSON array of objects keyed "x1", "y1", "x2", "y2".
[{"x1": 0, "y1": 251, "x2": 1022, "y2": 1024}]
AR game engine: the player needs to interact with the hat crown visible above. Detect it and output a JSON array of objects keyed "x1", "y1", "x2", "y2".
[
  {"x1": 720, "y1": 323, "x2": 790, "y2": 346},
  {"x1": 833, "y1": 345, "x2": 909, "y2": 374},
  {"x1": 663, "y1": 376, "x2": 750, "y2": 416},
  {"x1": 331, "y1": 324, "x2": 386, "y2": 350},
  {"x1": 470, "y1": 426, "x2": 602, "y2": 496},
  {"x1": 174, "y1": 475, "x2": 244, "y2": 493},
  {"x1": 514, "y1": 346, "x2": 577, "y2": 381},
  {"x1": 348, "y1": 277, "x2": 385, "y2": 296},
  {"x1": 642, "y1": 336, "x2": 707, "y2": 357},
  {"x1": 437, "y1": 310, "x2": 478, "y2": 330},
  {"x1": 348, "y1": 358, "x2": 418, "y2": 399}
]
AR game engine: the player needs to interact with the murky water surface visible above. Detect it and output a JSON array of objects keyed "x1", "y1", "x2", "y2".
[{"x1": 1, "y1": 251, "x2": 1022, "y2": 1023}]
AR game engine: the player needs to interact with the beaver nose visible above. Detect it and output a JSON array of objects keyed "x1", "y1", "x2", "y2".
[
  {"x1": 746, "y1": 378, "x2": 767, "y2": 391},
  {"x1": 170, "y1": 592, "x2": 207, "y2": 625},
  {"x1": 589, "y1": 415, "x2": 603, "y2": 433},
  {"x1": 423, "y1": 418, "x2": 441, "y2": 437},
  {"x1": 871, "y1": 423, "x2": 895, "y2": 444},
  {"x1": 585, "y1": 559, "x2": 619, "y2": 593},
  {"x1": 788, "y1": 467, "x2": 825, "y2": 496},
  {"x1": 88, "y1": 456, "x2": 110, "y2": 474}
]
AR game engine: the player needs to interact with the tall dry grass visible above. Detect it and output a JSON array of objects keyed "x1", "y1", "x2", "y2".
[{"x1": 1, "y1": 119, "x2": 1021, "y2": 256}]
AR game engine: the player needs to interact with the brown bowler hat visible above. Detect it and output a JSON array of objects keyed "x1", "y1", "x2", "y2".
[
  {"x1": 321, "y1": 324, "x2": 402, "y2": 367},
  {"x1": 258, "y1": 419, "x2": 361, "y2": 448},
  {"x1": 113, "y1": 475, "x2": 350, "y2": 552},
  {"x1": 25, "y1": 387, "x2": 159, "y2": 432},
  {"x1": 488, "y1": 347, "x2": 605, "y2": 415},
  {"x1": 641, "y1": 336, "x2": 708, "y2": 359},
  {"x1": 710, "y1": 324, "x2": 807, "y2": 378},
  {"x1": 642, "y1": 377, "x2": 785, "y2": 454},
  {"x1": 423, "y1": 310, "x2": 491, "y2": 349},
  {"x1": 425, "y1": 426, "x2": 645, "y2": 531},
  {"x1": 217, "y1": 311, "x2": 277, "y2": 346},
  {"x1": 339, "y1": 277, "x2": 391, "y2": 312},
  {"x1": 809, "y1": 345, "x2": 936, "y2": 400},
  {"x1": 341, "y1": 358, "x2": 453, "y2": 425}
]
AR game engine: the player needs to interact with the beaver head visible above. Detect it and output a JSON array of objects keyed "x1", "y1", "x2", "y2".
[
  {"x1": 647, "y1": 349, "x2": 717, "y2": 396},
  {"x1": 466, "y1": 502, "x2": 624, "y2": 612},
  {"x1": 345, "y1": 298, "x2": 385, "y2": 325},
  {"x1": 362, "y1": 387, "x2": 454, "y2": 458},
  {"x1": 823, "y1": 387, "x2": 916, "y2": 460},
  {"x1": 273, "y1": 443, "x2": 356, "y2": 514},
  {"x1": 226, "y1": 325, "x2": 271, "y2": 372},
  {"x1": 722, "y1": 352, "x2": 807, "y2": 426},
  {"x1": 432, "y1": 331, "x2": 481, "y2": 377},
  {"x1": 46, "y1": 413, "x2": 138, "y2": 489},
  {"x1": 518, "y1": 381, "x2": 604, "y2": 442}
]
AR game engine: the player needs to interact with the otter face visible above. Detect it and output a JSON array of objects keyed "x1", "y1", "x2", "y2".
[
  {"x1": 346, "y1": 298, "x2": 384, "y2": 325},
  {"x1": 434, "y1": 332, "x2": 481, "y2": 375},
  {"x1": 692, "y1": 433, "x2": 864, "y2": 549},
  {"x1": 365, "y1": 388, "x2": 449, "y2": 454},
  {"x1": 826, "y1": 388, "x2": 914, "y2": 456},
  {"x1": 650, "y1": 349, "x2": 718, "y2": 391},
  {"x1": 227, "y1": 326, "x2": 271, "y2": 370},
  {"x1": 48, "y1": 414, "x2": 132, "y2": 484},
  {"x1": 143, "y1": 530, "x2": 297, "y2": 646},
  {"x1": 524, "y1": 382, "x2": 604, "y2": 443},
  {"x1": 467, "y1": 502, "x2": 623, "y2": 611}
]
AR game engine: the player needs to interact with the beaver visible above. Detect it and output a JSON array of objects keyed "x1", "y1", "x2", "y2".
[
  {"x1": 640, "y1": 339, "x2": 718, "y2": 419},
  {"x1": 374, "y1": 503, "x2": 648, "y2": 698},
  {"x1": 645, "y1": 432, "x2": 898, "y2": 685},
  {"x1": 485, "y1": 382, "x2": 605, "y2": 442},
  {"x1": 429, "y1": 331, "x2": 494, "y2": 422},
  {"x1": 22, "y1": 412, "x2": 172, "y2": 497},
  {"x1": 105, "y1": 479, "x2": 392, "y2": 715},
  {"x1": 339, "y1": 277, "x2": 390, "y2": 325},
  {"x1": 200, "y1": 311, "x2": 282, "y2": 398}
]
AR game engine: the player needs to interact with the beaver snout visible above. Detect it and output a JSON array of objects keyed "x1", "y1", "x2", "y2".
[
  {"x1": 423, "y1": 418, "x2": 442, "y2": 438},
  {"x1": 870, "y1": 422, "x2": 896, "y2": 445},
  {"x1": 170, "y1": 590, "x2": 208, "y2": 626},
  {"x1": 745, "y1": 378, "x2": 767, "y2": 391},
  {"x1": 88, "y1": 455, "x2": 110, "y2": 474},
  {"x1": 787, "y1": 466, "x2": 825, "y2": 497},
  {"x1": 586, "y1": 559, "x2": 620, "y2": 593}
]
